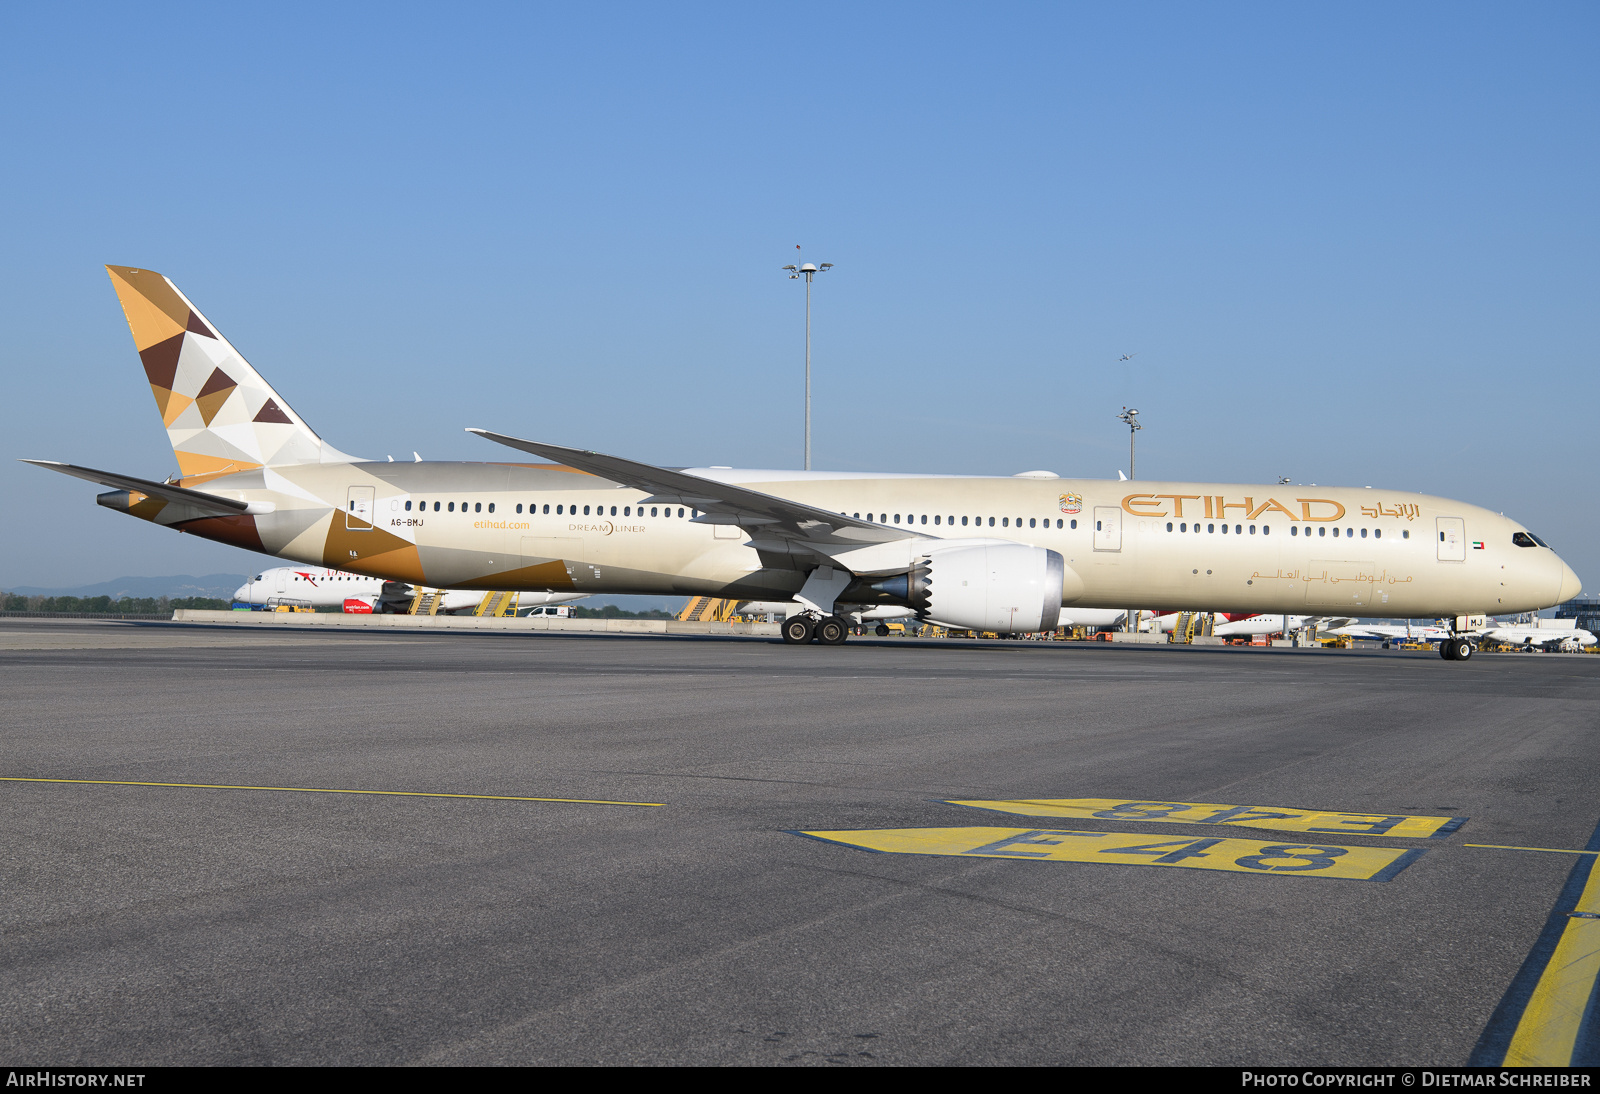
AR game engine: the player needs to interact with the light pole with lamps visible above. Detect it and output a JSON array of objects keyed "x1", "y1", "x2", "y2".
[
  {"x1": 1116, "y1": 407, "x2": 1143, "y2": 633},
  {"x1": 1117, "y1": 407, "x2": 1142, "y2": 480},
  {"x1": 782, "y1": 250, "x2": 832, "y2": 470}
]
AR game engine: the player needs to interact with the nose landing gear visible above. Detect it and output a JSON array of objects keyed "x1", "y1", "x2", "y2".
[{"x1": 1440, "y1": 637, "x2": 1474, "y2": 661}]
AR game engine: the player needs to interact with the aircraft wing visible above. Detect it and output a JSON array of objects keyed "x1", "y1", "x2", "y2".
[
  {"x1": 21, "y1": 460, "x2": 250, "y2": 515},
  {"x1": 468, "y1": 429, "x2": 913, "y2": 546}
]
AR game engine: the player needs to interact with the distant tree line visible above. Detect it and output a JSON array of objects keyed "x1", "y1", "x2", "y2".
[
  {"x1": 0, "y1": 593, "x2": 230, "y2": 613},
  {"x1": 571, "y1": 604, "x2": 676, "y2": 619}
]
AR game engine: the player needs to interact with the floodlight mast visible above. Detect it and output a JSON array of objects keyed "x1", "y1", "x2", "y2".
[
  {"x1": 1115, "y1": 406, "x2": 1144, "y2": 635},
  {"x1": 782, "y1": 250, "x2": 832, "y2": 470},
  {"x1": 1117, "y1": 407, "x2": 1143, "y2": 481}
]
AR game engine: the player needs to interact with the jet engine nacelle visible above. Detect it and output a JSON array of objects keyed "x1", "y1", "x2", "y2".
[{"x1": 916, "y1": 544, "x2": 1065, "y2": 634}]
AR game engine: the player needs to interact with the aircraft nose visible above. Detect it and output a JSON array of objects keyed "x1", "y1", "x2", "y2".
[
  {"x1": 1556, "y1": 560, "x2": 1582, "y2": 604},
  {"x1": 232, "y1": 584, "x2": 248, "y2": 601}
]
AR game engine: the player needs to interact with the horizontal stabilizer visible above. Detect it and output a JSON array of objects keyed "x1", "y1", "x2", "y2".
[{"x1": 21, "y1": 460, "x2": 251, "y2": 515}]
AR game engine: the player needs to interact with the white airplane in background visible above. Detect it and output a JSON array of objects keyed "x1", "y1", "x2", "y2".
[
  {"x1": 233, "y1": 567, "x2": 582, "y2": 615},
  {"x1": 1480, "y1": 619, "x2": 1596, "y2": 651},
  {"x1": 1327, "y1": 622, "x2": 1451, "y2": 643},
  {"x1": 1148, "y1": 611, "x2": 1315, "y2": 637}
]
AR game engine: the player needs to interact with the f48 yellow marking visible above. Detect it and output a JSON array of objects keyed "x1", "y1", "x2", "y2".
[
  {"x1": 796, "y1": 827, "x2": 1426, "y2": 882},
  {"x1": 946, "y1": 798, "x2": 1465, "y2": 839}
]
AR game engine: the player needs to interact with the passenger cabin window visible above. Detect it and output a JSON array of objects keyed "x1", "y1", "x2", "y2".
[
  {"x1": 448, "y1": 502, "x2": 455, "y2": 512},
  {"x1": 405, "y1": 501, "x2": 413, "y2": 511},
  {"x1": 515, "y1": 504, "x2": 522, "y2": 514},
  {"x1": 1070, "y1": 519, "x2": 1077, "y2": 529},
  {"x1": 543, "y1": 504, "x2": 549, "y2": 514}
]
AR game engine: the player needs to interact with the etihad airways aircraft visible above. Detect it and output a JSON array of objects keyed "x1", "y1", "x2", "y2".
[{"x1": 24, "y1": 267, "x2": 1583, "y2": 661}]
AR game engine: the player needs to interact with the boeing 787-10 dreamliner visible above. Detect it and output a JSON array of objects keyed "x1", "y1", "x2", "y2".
[{"x1": 24, "y1": 267, "x2": 1582, "y2": 660}]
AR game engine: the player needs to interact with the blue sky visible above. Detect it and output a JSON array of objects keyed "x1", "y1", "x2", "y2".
[{"x1": 2, "y1": 3, "x2": 1596, "y2": 590}]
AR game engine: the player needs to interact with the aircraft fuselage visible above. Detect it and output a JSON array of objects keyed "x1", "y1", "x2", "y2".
[{"x1": 99, "y1": 462, "x2": 1578, "y2": 619}]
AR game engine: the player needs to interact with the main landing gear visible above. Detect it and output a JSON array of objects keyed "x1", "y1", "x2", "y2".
[
  {"x1": 1440, "y1": 637, "x2": 1474, "y2": 661},
  {"x1": 782, "y1": 614, "x2": 849, "y2": 645}
]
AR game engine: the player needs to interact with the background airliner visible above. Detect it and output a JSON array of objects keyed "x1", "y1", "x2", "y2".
[
  {"x1": 231, "y1": 567, "x2": 582, "y2": 615},
  {"x1": 24, "y1": 266, "x2": 1582, "y2": 661}
]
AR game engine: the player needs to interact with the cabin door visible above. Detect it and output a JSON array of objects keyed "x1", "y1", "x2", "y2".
[
  {"x1": 1436, "y1": 517, "x2": 1466, "y2": 561},
  {"x1": 346, "y1": 486, "x2": 375, "y2": 530},
  {"x1": 1093, "y1": 507, "x2": 1122, "y2": 551}
]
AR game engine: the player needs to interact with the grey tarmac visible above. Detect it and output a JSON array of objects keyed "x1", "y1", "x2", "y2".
[{"x1": 0, "y1": 618, "x2": 1595, "y2": 1066}]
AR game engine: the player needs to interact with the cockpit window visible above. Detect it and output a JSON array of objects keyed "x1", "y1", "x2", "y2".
[
  {"x1": 1531, "y1": 534, "x2": 1549, "y2": 548},
  {"x1": 1512, "y1": 532, "x2": 1539, "y2": 548}
]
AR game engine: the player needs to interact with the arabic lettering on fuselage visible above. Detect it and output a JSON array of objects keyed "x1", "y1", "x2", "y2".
[
  {"x1": 1250, "y1": 569, "x2": 1415, "y2": 586},
  {"x1": 1359, "y1": 502, "x2": 1420, "y2": 521}
]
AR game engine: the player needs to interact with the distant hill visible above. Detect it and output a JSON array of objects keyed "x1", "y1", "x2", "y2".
[{"x1": 3, "y1": 574, "x2": 248, "y2": 600}]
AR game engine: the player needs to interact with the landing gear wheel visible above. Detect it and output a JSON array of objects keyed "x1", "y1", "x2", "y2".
[
  {"x1": 1451, "y1": 638, "x2": 1473, "y2": 661},
  {"x1": 1440, "y1": 640, "x2": 1455, "y2": 660},
  {"x1": 874, "y1": 624, "x2": 891, "y2": 637},
  {"x1": 782, "y1": 615, "x2": 816, "y2": 645},
  {"x1": 816, "y1": 616, "x2": 848, "y2": 645}
]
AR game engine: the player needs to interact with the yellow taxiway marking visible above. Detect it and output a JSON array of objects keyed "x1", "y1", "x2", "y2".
[
  {"x1": 797, "y1": 826, "x2": 1425, "y2": 882},
  {"x1": 0, "y1": 776, "x2": 662, "y2": 807},
  {"x1": 947, "y1": 797, "x2": 1464, "y2": 839},
  {"x1": 1504, "y1": 856, "x2": 1600, "y2": 1066},
  {"x1": 1465, "y1": 843, "x2": 1600, "y2": 856}
]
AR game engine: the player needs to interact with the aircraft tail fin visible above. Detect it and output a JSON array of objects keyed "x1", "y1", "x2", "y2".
[{"x1": 105, "y1": 266, "x2": 358, "y2": 482}]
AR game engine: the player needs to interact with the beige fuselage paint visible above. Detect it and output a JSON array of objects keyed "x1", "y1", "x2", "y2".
[{"x1": 114, "y1": 464, "x2": 1572, "y2": 617}]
